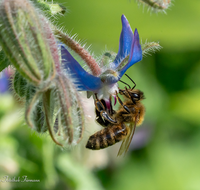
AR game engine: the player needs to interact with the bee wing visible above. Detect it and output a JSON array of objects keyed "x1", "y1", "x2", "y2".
[{"x1": 117, "y1": 115, "x2": 138, "y2": 156}]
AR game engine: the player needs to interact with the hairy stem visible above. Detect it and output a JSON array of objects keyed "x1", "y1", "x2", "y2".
[{"x1": 54, "y1": 28, "x2": 102, "y2": 76}]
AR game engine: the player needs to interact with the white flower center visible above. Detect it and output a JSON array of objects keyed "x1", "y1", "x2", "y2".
[{"x1": 97, "y1": 83, "x2": 119, "y2": 100}]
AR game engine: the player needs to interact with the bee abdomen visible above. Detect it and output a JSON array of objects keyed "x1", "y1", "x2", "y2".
[{"x1": 86, "y1": 123, "x2": 128, "y2": 150}]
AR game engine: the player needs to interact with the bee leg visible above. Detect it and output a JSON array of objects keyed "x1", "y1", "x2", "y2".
[
  {"x1": 109, "y1": 95, "x2": 116, "y2": 116},
  {"x1": 95, "y1": 94, "x2": 117, "y2": 125},
  {"x1": 118, "y1": 88, "x2": 126, "y2": 95},
  {"x1": 101, "y1": 111, "x2": 117, "y2": 124},
  {"x1": 115, "y1": 91, "x2": 131, "y2": 113},
  {"x1": 94, "y1": 94, "x2": 105, "y2": 112},
  {"x1": 95, "y1": 97, "x2": 110, "y2": 127},
  {"x1": 96, "y1": 108, "x2": 110, "y2": 127}
]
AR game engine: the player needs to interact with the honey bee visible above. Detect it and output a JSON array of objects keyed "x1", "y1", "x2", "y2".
[{"x1": 86, "y1": 74, "x2": 145, "y2": 156}]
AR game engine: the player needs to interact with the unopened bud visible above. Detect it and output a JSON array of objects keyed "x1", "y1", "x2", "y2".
[
  {"x1": 33, "y1": 0, "x2": 67, "y2": 17},
  {"x1": 49, "y1": 74, "x2": 85, "y2": 146},
  {"x1": 142, "y1": 41, "x2": 162, "y2": 56},
  {"x1": 0, "y1": 0, "x2": 55, "y2": 86},
  {"x1": 99, "y1": 51, "x2": 117, "y2": 67},
  {"x1": 137, "y1": 0, "x2": 171, "y2": 12}
]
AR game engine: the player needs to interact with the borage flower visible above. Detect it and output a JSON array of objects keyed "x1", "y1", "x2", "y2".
[{"x1": 60, "y1": 15, "x2": 142, "y2": 108}]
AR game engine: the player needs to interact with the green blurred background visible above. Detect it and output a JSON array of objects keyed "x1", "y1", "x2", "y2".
[{"x1": 1, "y1": 0, "x2": 200, "y2": 189}]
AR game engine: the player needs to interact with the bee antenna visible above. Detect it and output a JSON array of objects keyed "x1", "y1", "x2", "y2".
[
  {"x1": 119, "y1": 80, "x2": 131, "y2": 89},
  {"x1": 125, "y1": 74, "x2": 136, "y2": 89}
]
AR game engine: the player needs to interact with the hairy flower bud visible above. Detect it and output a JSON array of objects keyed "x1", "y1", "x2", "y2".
[
  {"x1": 137, "y1": 0, "x2": 171, "y2": 12},
  {"x1": 141, "y1": 41, "x2": 162, "y2": 56},
  {"x1": 33, "y1": 0, "x2": 67, "y2": 17},
  {"x1": 22, "y1": 74, "x2": 86, "y2": 147},
  {"x1": 53, "y1": 74, "x2": 85, "y2": 146},
  {"x1": 99, "y1": 51, "x2": 116, "y2": 67},
  {"x1": 0, "y1": 0, "x2": 55, "y2": 86}
]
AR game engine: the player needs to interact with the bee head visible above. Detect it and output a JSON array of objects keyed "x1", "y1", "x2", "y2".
[
  {"x1": 127, "y1": 89, "x2": 145, "y2": 104},
  {"x1": 119, "y1": 88, "x2": 145, "y2": 103}
]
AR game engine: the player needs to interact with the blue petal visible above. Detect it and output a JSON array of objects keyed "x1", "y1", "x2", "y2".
[
  {"x1": 118, "y1": 29, "x2": 142, "y2": 78},
  {"x1": 60, "y1": 45, "x2": 102, "y2": 91},
  {"x1": 111, "y1": 15, "x2": 134, "y2": 69}
]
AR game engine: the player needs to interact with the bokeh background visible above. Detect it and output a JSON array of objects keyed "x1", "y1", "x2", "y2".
[{"x1": 1, "y1": 0, "x2": 200, "y2": 189}]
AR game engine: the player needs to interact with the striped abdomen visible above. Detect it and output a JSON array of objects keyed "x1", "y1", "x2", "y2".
[{"x1": 86, "y1": 123, "x2": 129, "y2": 150}]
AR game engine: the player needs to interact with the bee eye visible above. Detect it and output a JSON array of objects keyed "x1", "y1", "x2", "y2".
[{"x1": 133, "y1": 93, "x2": 139, "y2": 98}]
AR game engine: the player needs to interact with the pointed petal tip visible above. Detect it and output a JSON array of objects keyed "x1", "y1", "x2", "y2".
[
  {"x1": 117, "y1": 28, "x2": 142, "y2": 78},
  {"x1": 121, "y1": 14, "x2": 129, "y2": 26},
  {"x1": 132, "y1": 30, "x2": 142, "y2": 60},
  {"x1": 134, "y1": 28, "x2": 139, "y2": 37},
  {"x1": 133, "y1": 29, "x2": 140, "y2": 47},
  {"x1": 121, "y1": 14, "x2": 126, "y2": 20}
]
